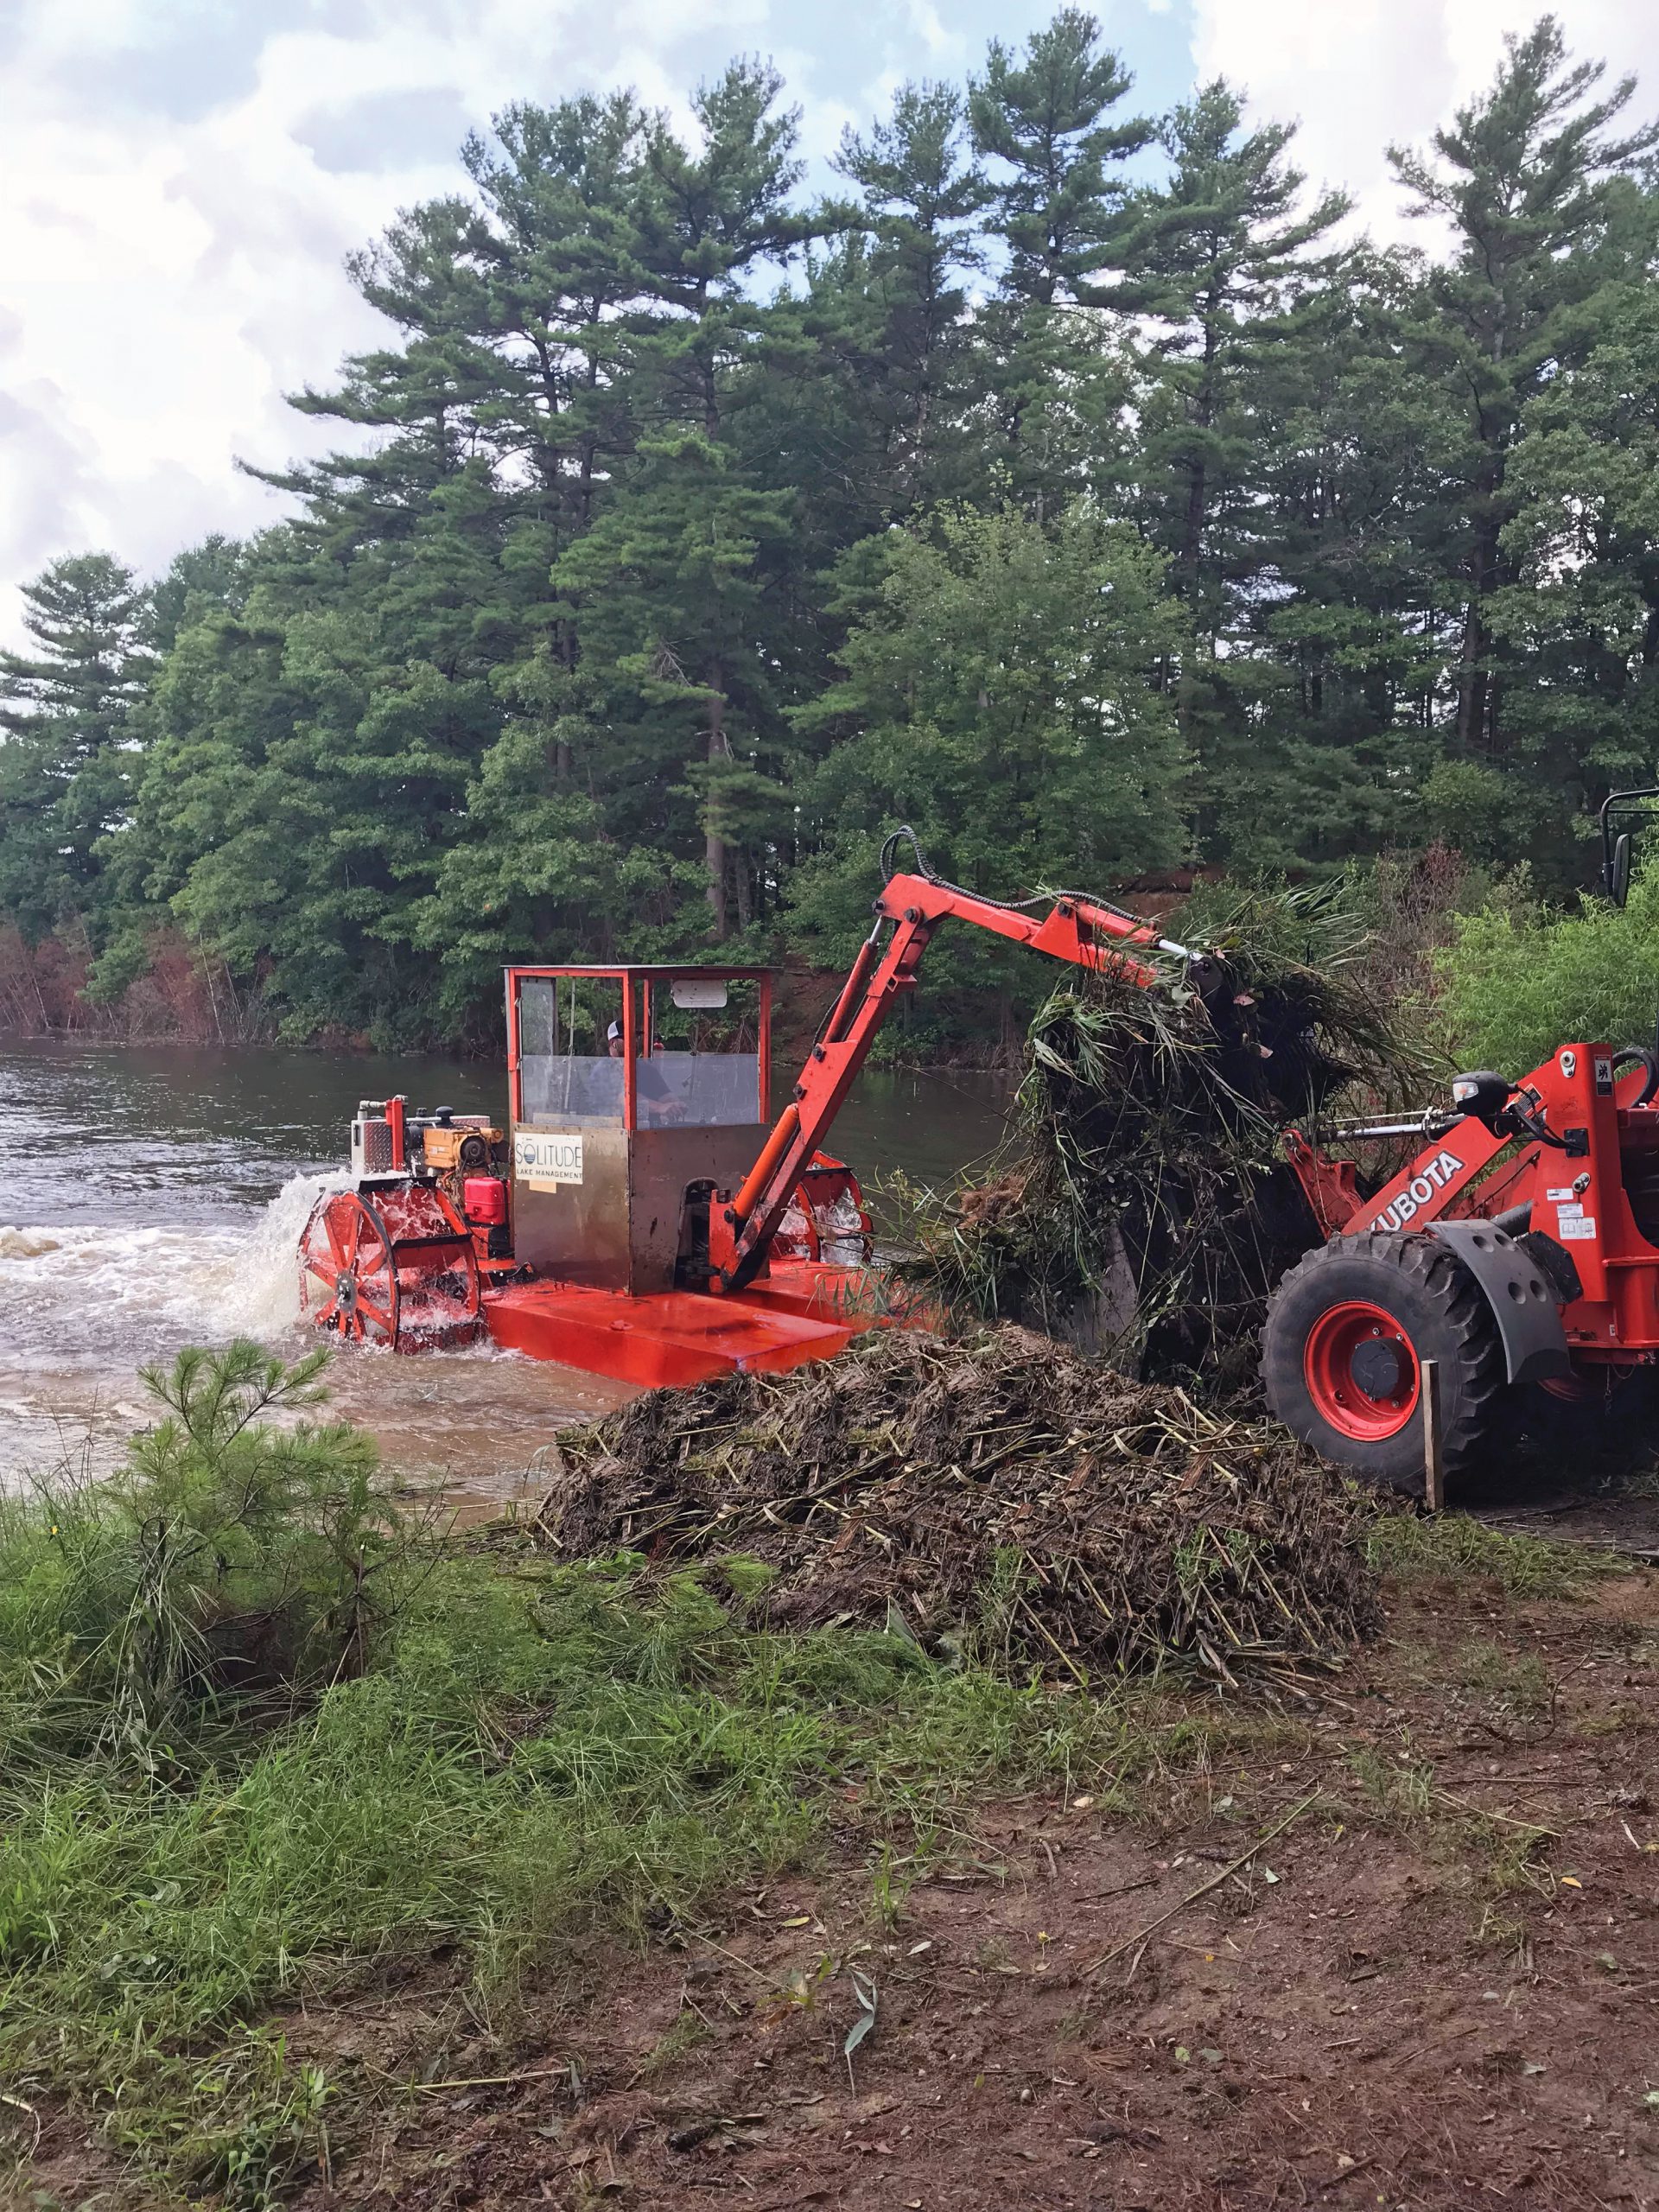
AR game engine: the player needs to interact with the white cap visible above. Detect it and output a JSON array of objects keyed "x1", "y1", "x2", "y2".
[{"x1": 607, "y1": 1020, "x2": 621, "y2": 1040}]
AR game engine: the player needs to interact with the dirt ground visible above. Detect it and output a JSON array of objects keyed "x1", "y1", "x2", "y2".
[
  {"x1": 332, "y1": 1559, "x2": 1659, "y2": 2209},
  {"x1": 26, "y1": 1545, "x2": 1659, "y2": 2212}
]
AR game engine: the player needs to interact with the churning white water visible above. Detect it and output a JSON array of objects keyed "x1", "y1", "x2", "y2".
[
  {"x1": 3, "y1": 1170, "x2": 334, "y2": 1352},
  {"x1": 0, "y1": 1162, "x2": 638, "y2": 1497},
  {"x1": 0, "y1": 1173, "x2": 339, "y2": 1479}
]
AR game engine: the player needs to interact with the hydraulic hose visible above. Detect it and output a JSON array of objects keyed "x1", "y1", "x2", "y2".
[{"x1": 1614, "y1": 1045, "x2": 1659, "y2": 1108}]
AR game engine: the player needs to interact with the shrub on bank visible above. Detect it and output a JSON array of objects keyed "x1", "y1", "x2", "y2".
[
  {"x1": 1436, "y1": 866, "x2": 1659, "y2": 1077},
  {"x1": 0, "y1": 1343, "x2": 403, "y2": 1771}
]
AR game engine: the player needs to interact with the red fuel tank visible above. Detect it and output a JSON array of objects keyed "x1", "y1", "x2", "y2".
[{"x1": 462, "y1": 1176, "x2": 508, "y2": 1225}]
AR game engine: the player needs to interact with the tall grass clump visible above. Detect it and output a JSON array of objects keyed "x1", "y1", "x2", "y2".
[
  {"x1": 0, "y1": 1346, "x2": 1145, "y2": 2207},
  {"x1": 1367, "y1": 1507, "x2": 1606, "y2": 1599}
]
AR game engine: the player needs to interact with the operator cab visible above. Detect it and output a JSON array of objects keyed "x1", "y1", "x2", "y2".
[{"x1": 507, "y1": 963, "x2": 775, "y2": 1294}]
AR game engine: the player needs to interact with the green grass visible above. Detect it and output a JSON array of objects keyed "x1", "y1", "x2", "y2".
[
  {"x1": 1366, "y1": 1508, "x2": 1608, "y2": 1599},
  {"x1": 2, "y1": 1558, "x2": 1147, "y2": 2204},
  {"x1": 0, "y1": 1346, "x2": 1159, "y2": 2209},
  {"x1": 1341, "y1": 1739, "x2": 1555, "y2": 1918},
  {"x1": 1452, "y1": 1637, "x2": 1553, "y2": 1715}
]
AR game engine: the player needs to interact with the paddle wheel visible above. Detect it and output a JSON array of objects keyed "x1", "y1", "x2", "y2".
[{"x1": 299, "y1": 1182, "x2": 481, "y2": 1351}]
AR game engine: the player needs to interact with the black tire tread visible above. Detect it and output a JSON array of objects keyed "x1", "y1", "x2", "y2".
[{"x1": 1262, "y1": 1230, "x2": 1505, "y2": 1487}]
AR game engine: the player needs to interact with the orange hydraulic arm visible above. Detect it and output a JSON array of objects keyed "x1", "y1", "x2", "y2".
[{"x1": 716, "y1": 836, "x2": 1191, "y2": 1293}]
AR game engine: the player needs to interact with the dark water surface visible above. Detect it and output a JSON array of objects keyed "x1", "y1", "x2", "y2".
[{"x1": 0, "y1": 1042, "x2": 1009, "y2": 1496}]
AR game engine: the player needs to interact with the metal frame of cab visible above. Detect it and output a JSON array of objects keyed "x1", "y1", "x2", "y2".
[{"x1": 505, "y1": 964, "x2": 773, "y2": 1133}]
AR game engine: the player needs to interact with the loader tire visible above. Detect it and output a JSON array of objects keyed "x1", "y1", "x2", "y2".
[{"x1": 1261, "y1": 1230, "x2": 1505, "y2": 1496}]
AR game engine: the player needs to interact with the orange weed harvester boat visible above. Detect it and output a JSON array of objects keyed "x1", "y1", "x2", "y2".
[
  {"x1": 298, "y1": 962, "x2": 883, "y2": 1388},
  {"x1": 297, "y1": 830, "x2": 1188, "y2": 1389}
]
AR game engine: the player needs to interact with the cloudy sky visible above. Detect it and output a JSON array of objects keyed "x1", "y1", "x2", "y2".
[{"x1": 0, "y1": 0, "x2": 1653, "y2": 645}]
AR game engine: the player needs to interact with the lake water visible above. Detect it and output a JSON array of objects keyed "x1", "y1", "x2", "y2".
[{"x1": 0, "y1": 1042, "x2": 1010, "y2": 1505}]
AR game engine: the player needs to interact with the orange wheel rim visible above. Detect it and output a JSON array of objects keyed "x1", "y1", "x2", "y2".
[
  {"x1": 300, "y1": 1193, "x2": 398, "y2": 1344},
  {"x1": 1303, "y1": 1299, "x2": 1420, "y2": 1441}
]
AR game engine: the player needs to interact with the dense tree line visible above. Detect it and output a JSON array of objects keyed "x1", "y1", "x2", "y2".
[{"x1": 3, "y1": 11, "x2": 1658, "y2": 1049}]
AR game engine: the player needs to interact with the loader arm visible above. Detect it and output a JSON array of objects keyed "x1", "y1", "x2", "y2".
[{"x1": 715, "y1": 849, "x2": 1190, "y2": 1294}]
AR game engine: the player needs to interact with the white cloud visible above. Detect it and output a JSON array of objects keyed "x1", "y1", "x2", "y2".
[
  {"x1": 0, "y1": 0, "x2": 774, "y2": 643},
  {"x1": 1186, "y1": 0, "x2": 1656, "y2": 242}
]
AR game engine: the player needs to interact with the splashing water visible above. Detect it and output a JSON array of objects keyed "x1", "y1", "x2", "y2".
[
  {"x1": 0, "y1": 1172, "x2": 343, "y2": 1363},
  {"x1": 0, "y1": 1166, "x2": 632, "y2": 1494},
  {"x1": 0, "y1": 1173, "x2": 346, "y2": 1483},
  {"x1": 225, "y1": 1170, "x2": 354, "y2": 1337}
]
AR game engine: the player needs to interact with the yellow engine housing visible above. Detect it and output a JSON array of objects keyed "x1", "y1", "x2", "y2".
[{"x1": 420, "y1": 1122, "x2": 502, "y2": 1173}]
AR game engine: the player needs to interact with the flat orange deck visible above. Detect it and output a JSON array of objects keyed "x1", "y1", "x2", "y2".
[{"x1": 480, "y1": 1261, "x2": 884, "y2": 1389}]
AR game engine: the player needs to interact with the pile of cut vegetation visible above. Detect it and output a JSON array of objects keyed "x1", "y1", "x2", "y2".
[
  {"x1": 904, "y1": 881, "x2": 1430, "y2": 1387},
  {"x1": 537, "y1": 1328, "x2": 1378, "y2": 1682}
]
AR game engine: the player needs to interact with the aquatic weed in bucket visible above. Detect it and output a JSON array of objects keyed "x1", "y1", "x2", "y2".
[{"x1": 905, "y1": 880, "x2": 1428, "y2": 1386}]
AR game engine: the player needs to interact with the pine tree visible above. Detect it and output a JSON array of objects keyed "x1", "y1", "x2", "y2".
[
  {"x1": 149, "y1": 536, "x2": 249, "y2": 655},
  {"x1": 1093, "y1": 82, "x2": 1351, "y2": 865},
  {"x1": 570, "y1": 60, "x2": 825, "y2": 938},
  {"x1": 966, "y1": 10, "x2": 1151, "y2": 518},
  {"x1": 1239, "y1": 253, "x2": 1452, "y2": 866},
  {"x1": 1116, "y1": 80, "x2": 1350, "y2": 628},
  {"x1": 1490, "y1": 281, "x2": 1659, "y2": 861},
  {"x1": 552, "y1": 431, "x2": 798, "y2": 940},
  {"x1": 634, "y1": 60, "x2": 818, "y2": 433},
  {"x1": 969, "y1": 10, "x2": 1149, "y2": 309},
  {"x1": 829, "y1": 82, "x2": 991, "y2": 513},
  {"x1": 1389, "y1": 14, "x2": 1659, "y2": 777},
  {"x1": 460, "y1": 92, "x2": 657, "y2": 545},
  {"x1": 0, "y1": 553, "x2": 154, "y2": 935}
]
